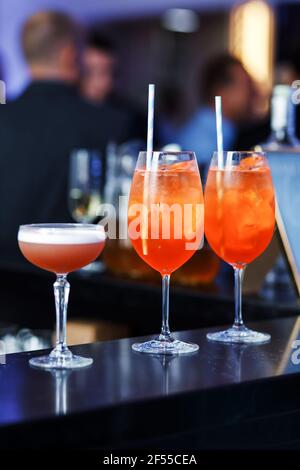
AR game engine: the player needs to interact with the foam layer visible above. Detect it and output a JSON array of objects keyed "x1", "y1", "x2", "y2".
[{"x1": 18, "y1": 227, "x2": 105, "y2": 245}]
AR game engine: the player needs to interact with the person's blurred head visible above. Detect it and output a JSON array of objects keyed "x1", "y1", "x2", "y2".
[
  {"x1": 22, "y1": 11, "x2": 80, "y2": 83},
  {"x1": 202, "y1": 54, "x2": 254, "y2": 123},
  {"x1": 81, "y1": 31, "x2": 116, "y2": 103}
]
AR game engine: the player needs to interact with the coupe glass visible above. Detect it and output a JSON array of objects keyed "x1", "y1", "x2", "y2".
[
  {"x1": 18, "y1": 224, "x2": 105, "y2": 368},
  {"x1": 128, "y1": 151, "x2": 204, "y2": 354},
  {"x1": 205, "y1": 151, "x2": 275, "y2": 343}
]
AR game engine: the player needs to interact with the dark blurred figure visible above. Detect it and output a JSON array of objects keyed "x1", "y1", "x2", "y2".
[
  {"x1": 158, "y1": 85, "x2": 187, "y2": 146},
  {"x1": 0, "y1": 11, "x2": 134, "y2": 270},
  {"x1": 80, "y1": 30, "x2": 146, "y2": 141},
  {"x1": 81, "y1": 32, "x2": 115, "y2": 104},
  {"x1": 162, "y1": 55, "x2": 254, "y2": 169}
]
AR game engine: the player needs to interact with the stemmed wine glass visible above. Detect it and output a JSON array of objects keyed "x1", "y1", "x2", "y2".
[
  {"x1": 128, "y1": 151, "x2": 204, "y2": 354},
  {"x1": 18, "y1": 224, "x2": 105, "y2": 368},
  {"x1": 69, "y1": 149, "x2": 103, "y2": 273},
  {"x1": 205, "y1": 151, "x2": 275, "y2": 343},
  {"x1": 69, "y1": 149, "x2": 102, "y2": 224}
]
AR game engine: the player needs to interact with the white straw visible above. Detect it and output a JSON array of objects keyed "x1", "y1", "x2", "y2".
[
  {"x1": 215, "y1": 96, "x2": 224, "y2": 169},
  {"x1": 142, "y1": 84, "x2": 155, "y2": 255},
  {"x1": 146, "y1": 84, "x2": 155, "y2": 170}
]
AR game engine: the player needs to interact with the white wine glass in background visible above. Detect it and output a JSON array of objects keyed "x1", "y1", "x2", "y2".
[
  {"x1": 69, "y1": 149, "x2": 104, "y2": 273},
  {"x1": 103, "y1": 140, "x2": 153, "y2": 279},
  {"x1": 69, "y1": 149, "x2": 102, "y2": 223}
]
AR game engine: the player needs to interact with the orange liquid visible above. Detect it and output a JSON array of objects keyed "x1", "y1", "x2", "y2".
[
  {"x1": 18, "y1": 240, "x2": 105, "y2": 274},
  {"x1": 204, "y1": 166, "x2": 275, "y2": 267},
  {"x1": 128, "y1": 161, "x2": 204, "y2": 275}
]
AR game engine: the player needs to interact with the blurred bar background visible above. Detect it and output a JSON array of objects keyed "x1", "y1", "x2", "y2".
[
  {"x1": 0, "y1": 0, "x2": 278, "y2": 99},
  {"x1": 0, "y1": 0, "x2": 300, "y2": 351}
]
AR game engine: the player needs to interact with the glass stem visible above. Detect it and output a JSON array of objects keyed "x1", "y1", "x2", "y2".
[
  {"x1": 51, "y1": 275, "x2": 71, "y2": 357},
  {"x1": 233, "y1": 267, "x2": 245, "y2": 328},
  {"x1": 159, "y1": 274, "x2": 172, "y2": 342}
]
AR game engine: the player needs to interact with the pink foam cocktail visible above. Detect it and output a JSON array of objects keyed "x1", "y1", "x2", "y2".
[
  {"x1": 18, "y1": 224, "x2": 105, "y2": 369},
  {"x1": 18, "y1": 226, "x2": 105, "y2": 274}
]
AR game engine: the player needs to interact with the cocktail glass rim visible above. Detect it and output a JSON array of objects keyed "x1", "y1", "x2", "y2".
[{"x1": 19, "y1": 222, "x2": 106, "y2": 232}]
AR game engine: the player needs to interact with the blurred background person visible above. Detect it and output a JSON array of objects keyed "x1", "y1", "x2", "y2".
[
  {"x1": 0, "y1": 11, "x2": 135, "y2": 270},
  {"x1": 80, "y1": 31, "x2": 115, "y2": 105},
  {"x1": 161, "y1": 55, "x2": 255, "y2": 172},
  {"x1": 80, "y1": 29, "x2": 147, "y2": 142},
  {"x1": 158, "y1": 85, "x2": 187, "y2": 146}
]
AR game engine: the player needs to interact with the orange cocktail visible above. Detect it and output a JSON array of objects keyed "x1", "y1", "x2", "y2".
[
  {"x1": 205, "y1": 152, "x2": 275, "y2": 344},
  {"x1": 128, "y1": 151, "x2": 204, "y2": 355},
  {"x1": 205, "y1": 157, "x2": 275, "y2": 267},
  {"x1": 128, "y1": 160, "x2": 204, "y2": 274}
]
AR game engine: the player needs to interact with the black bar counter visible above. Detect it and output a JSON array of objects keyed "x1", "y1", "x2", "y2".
[
  {"x1": 0, "y1": 267, "x2": 299, "y2": 335},
  {"x1": 1, "y1": 316, "x2": 300, "y2": 449}
]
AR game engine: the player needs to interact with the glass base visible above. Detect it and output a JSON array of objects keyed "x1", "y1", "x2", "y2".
[
  {"x1": 207, "y1": 325, "x2": 271, "y2": 344},
  {"x1": 29, "y1": 352, "x2": 93, "y2": 369},
  {"x1": 132, "y1": 338, "x2": 199, "y2": 355}
]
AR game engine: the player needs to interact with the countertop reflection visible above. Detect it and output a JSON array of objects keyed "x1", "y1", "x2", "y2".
[{"x1": 0, "y1": 316, "x2": 300, "y2": 429}]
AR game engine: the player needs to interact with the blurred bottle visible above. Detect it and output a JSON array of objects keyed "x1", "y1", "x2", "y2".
[
  {"x1": 258, "y1": 85, "x2": 298, "y2": 299},
  {"x1": 261, "y1": 253, "x2": 296, "y2": 301},
  {"x1": 262, "y1": 85, "x2": 300, "y2": 149},
  {"x1": 103, "y1": 141, "x2": 156, "y2": 280},
  {"x1": 173, "y1": 243, "x2": 220, "y2": 287}
]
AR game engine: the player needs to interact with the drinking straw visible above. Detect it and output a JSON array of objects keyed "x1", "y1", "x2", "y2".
[
  {"x1": 142, "y1": 84, "x2": 155, "y2": 255},
  {"x1": 146, "y1": 84, "x2": 155, "y2": 170},
  {"x1": 215, "y1": 96, "x2": 224, "y2": 168}
]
